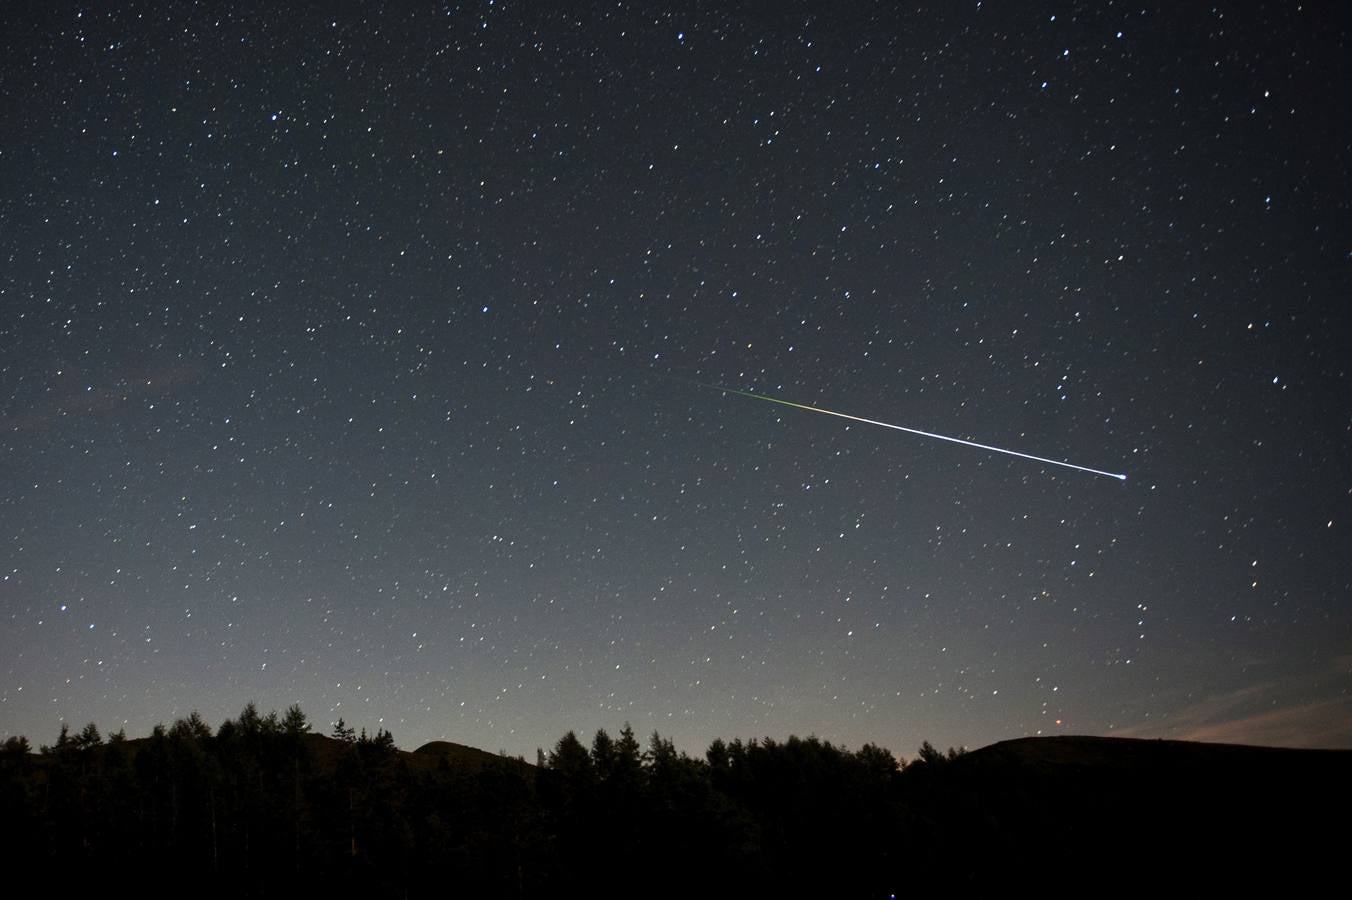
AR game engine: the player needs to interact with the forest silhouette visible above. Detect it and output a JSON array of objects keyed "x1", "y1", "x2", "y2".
[{"x1": 2, "y1": 704, "x2": 1347, "y2": 897}]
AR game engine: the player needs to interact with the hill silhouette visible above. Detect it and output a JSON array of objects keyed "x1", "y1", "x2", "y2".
[
  {"x1": 912, "y1": 735, "x2": 1351, "y2": 893},
  {"x1": 411, "y1": 738, "x2": 533, "y2": 771},
  {"x1": 2, "y1": 708, "x2": 1347, "y2": 897}
]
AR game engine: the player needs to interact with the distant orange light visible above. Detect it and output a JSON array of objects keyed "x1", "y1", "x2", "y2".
[{"x1": 1055, "y1": 719, "x2": 1063, "y2": 726}]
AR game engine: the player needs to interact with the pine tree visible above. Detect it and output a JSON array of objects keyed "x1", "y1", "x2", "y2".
[
  {"x1": 77, "y1": 722, "x2": 102, "y2": 750},
  {"x1": 40, "y1": 723, "x2": 72, "y2": 755},
  {"x1": 262, "y1": 709, "x2": 281, "y2": 735},
  {"x1": 591, "y1": 728, "x2": 616, "y2": 778},
  {"x1": 332, "y1": 718, "x2": 356, "y2": 743},
  {"x1": 548, "y1": 731, "x2": 593, "y2": 779},
  {"x1": 915, "y1": 740, "x2": 950, "y2": 767},
  {"x1": 707, "y1": 737, "x2": 730, "y2": 771},
  {"x1": 170, "y1": 712, "x2": 211, "y2": 741},
  {"x1": 186, "y1": 710, "x2": 212, "y2": 740},
  {"x1": 615, "y1": 723, "x2": 643, "y2": 782},
  {"x1": 283, "y1": 704, "x2": 310, "y2": 736},
  {"x1": 646, "y1": 731, "x2": 678, "y2": 770},
  {"x1": 237, "y1": 702, "x2": 262, "y2": 735}
]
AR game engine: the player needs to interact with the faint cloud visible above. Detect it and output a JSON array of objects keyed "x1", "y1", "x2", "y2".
[
  {"x1": 1170, "y1": 697, "x2": 1352, "y2": 748},
  {"x1": 1116, "y1": 658, "x2": 1352, "y2": 749},
  {"x1": 4, "y1": 362, "x2": 203, "y2": 433}
]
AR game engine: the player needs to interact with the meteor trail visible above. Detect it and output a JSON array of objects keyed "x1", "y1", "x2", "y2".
[{"x1": 706, "y1": 384, "x2": 1127, "y2": 481}]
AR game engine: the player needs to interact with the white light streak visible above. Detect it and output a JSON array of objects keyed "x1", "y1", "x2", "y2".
[{"x1": 713, "y1": 385, "x2": 1127, "y2": 481}]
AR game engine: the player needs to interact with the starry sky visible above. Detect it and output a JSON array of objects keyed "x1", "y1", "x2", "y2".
[{"x1": 3, "y1": 1, "x2": 1349, "y2": 756}]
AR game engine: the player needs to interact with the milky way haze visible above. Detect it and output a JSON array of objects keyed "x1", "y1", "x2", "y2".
[{"x1": 3, "y1": 2, "x2": 1349, "y2": 755}]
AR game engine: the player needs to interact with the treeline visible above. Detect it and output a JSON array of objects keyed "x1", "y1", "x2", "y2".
[
  {"x1": 0, "y1": 705, "x2": 966, "y2": 897},
  {"x1": 6, "y1": 710, "x2": 1343, "y2": 895}
]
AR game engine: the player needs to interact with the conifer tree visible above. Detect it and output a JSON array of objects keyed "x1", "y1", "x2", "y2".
[
  {"x1": 237, "y1": 702, "x2": 263, "y2": 735},
  {"x1": 40, "y1": 723, "x2": 72, "y2": 755},
  {"x1": 283, "y1": 704, "x2": 310, "y2": 736},
  {"x1": 591, "y1": 728, "x2": 615, "y2": 777},
  {"x1": 332, "y1": 718, "x2": 356, "y2": 743},
  {"x1": 77, "y1": 722, "x2": 102, "y2": 749}
]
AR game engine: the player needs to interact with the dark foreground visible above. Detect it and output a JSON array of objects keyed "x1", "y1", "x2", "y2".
[{"x1": 2, "y1": 711, "x2": 1348, "y2": 897}]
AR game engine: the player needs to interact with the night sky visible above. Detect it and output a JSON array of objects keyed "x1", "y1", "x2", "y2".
[{"x1": 3, "y1": 1, "x2": 1349, "y2": 757}]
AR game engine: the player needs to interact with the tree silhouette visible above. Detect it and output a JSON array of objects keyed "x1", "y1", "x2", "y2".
[
  {"x1": 547, "y1": 731, "x2": 592, "y2": 779},
  {"x1": 12, "y1": 705, "x2": 1319, "y2": 895},
  {"x1": 40, "y1": 722, "x2": 72, "y2": 755},
  {"x1": 332, "y1": 718, "x2": 356, "y2": 743},
  {"x1": 283, "y1": 704, "x2": 310, "y2": 736},
  {"x1": 590, "y1": 727, "x2": 615, "y2": 776},
  {"x1": 77, "y1": 722, "x2": 103, "y2": 750}
]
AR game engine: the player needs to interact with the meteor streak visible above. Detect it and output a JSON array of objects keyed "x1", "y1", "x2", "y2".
[{"x1": 708, "y1": 384, "x2": 1127, "y2": 481}]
